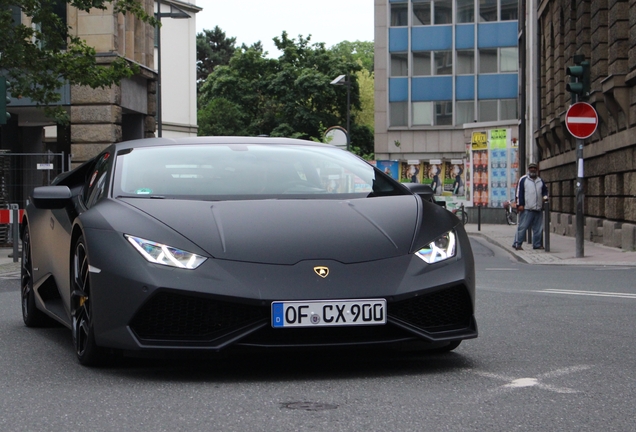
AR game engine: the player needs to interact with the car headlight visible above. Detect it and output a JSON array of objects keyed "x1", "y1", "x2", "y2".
[
  {"x1": 415, "y1": 231, "x2": 457, "y2": 264},
  {"x1": 125, "y1": 235, "x2": 207, "y2": 269}
]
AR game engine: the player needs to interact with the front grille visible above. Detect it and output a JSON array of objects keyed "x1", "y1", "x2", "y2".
[
  {"x1": 238, "y1": 324, "x2": 416, "y2": 347},
  {"x1": 130, "y1": 291, "x2": 267, "y2": 342},
  {"x1": 388, "y1": 285, "x2": 473, "y2": 332}
]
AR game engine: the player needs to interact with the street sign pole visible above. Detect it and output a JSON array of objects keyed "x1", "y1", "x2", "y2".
[
  {"x1": 576, "y1": 139, "x2": 584, "y2": 258},
  {"x1": 565, "y1": 101, "x2": 598, "y2": 259}
]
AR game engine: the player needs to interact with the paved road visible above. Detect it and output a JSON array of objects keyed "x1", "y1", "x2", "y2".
[{"x1": 1, "y1": 238, "x2": 635, "y2": 431}]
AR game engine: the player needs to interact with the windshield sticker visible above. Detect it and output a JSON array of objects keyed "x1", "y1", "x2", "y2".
[{"x1": 135, "y1": 188, "x2": 153, "y2": 195}]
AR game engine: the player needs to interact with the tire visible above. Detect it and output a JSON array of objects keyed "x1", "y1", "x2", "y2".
[
  {"x1": 506, "y1": 209, "x2": 517, "y2": 225},
  {"x1": 21, "y1": 224, "x2": 55, "y2": 327},
  {"x1": 71, "y1": 236, "x2": 106, "y2": 366}
]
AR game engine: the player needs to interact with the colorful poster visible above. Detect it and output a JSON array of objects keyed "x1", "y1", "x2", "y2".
[
  {"x1": 443, "y1": 160, "x2": 466, "y2": 197},
  {"x1": 509, "y1": 141, "x2": 519, "y2": 203},
  {"x1": 471, "y1": 131, "x2": 487, "y2": 150},
  {"x1": 423, "y1": 160, "x2": 444, "y2": 196},
  {"x1": 375, "y1": 160, "x2": 400, "y2": 180},
  {"x1": 471, "y1": 149, "x2": 489, "y2": 206},
  {"x1": 400, "y1": 161, "x2": 423, "y2": 183}
]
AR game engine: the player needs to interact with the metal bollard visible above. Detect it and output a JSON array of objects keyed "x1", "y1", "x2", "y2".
[
  {"x1": 11, "y1": 205, "x2": 19, "y2": 263},
  {"x1": 544, "y1": 199, "x2": 550, "y2": 252},
  {"x1": 477, "y1": 205, "x2": 481, "y2": 231}
]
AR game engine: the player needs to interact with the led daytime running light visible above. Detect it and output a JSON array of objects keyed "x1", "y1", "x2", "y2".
[
  {"x1": 125, "y1": 235, "x2": 207, "y2": 269},
  {"x1": 415, "y1": 231, "x2": 457, "y2": 264}
]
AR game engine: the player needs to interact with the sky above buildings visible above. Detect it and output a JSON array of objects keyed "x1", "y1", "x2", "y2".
[{"x1": 195, "y1": 0, "x2": 374, "y2": 57}]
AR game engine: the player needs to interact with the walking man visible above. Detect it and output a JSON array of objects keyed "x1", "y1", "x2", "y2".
[{"x1": 512, "y1": 163, "x2": 548, "y2": 250}]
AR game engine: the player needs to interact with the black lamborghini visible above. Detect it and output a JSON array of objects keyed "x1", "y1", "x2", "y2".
[{"x1": 21, "y1": 137, "x2": 477, "y2": 365}]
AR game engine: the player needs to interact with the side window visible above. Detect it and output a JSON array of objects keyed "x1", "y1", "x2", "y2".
[{"x1": 85, "y1": 153, "x2": 111, "y2": 208}]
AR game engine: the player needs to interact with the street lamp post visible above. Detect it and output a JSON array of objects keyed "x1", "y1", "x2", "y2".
[
  {"x1": 156, "y1": 1, "x2": 191, "y2": 137},
  {"x1": 330, "y1": 74, "x2": 350, "y2": 151}
]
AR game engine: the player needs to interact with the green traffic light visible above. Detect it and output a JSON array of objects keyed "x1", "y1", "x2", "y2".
[{"x1": 566, "y1": 58, "x2": 590, "y2": 102}]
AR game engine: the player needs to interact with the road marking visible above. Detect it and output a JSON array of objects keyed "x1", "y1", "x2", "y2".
[
  {"x1": 535, "y1": 289, "x2": 636, "y2": 299},
  {"x1": 467, "y1": 365, "x2": 591, "y2": 394},
  {"x1": 485, "y1": 268, "x2": 516, "y2": 271}
]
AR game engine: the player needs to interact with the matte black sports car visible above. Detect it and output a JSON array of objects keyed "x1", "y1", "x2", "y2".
[{"x1": 21, "y1": 137, "x2": 477, "y2": 365}]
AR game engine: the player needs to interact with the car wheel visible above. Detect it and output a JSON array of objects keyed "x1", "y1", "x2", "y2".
[
  {"x1": 21, "y1": 224, "x2": 55, "y2": 327},
  {"x1": 71, "y1": 236, "x2": 105, "y2": 366}
]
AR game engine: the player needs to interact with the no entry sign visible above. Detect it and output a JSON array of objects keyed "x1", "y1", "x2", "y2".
[{"x1": 565, "y1": 102, "x2": 598, "y2": 139}]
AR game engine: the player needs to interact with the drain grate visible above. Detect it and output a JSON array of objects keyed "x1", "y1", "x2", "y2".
[{"x1": 281, "y1": 401, "x2": 339, "y2": 412}]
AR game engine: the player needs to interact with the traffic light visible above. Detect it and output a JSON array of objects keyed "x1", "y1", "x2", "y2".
[
  {"x1": 0, "y1": 77, "x2": 10, "y2": 125},
  {"x1": 566, "y1": 54, "x2": 590, "y2": 103}
]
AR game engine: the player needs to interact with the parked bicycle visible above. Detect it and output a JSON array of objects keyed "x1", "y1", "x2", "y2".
[
  {"x1": 452, "y1": 203, "x2": 468, "y2": 225},
  {"x1": 503, "y1": 200, "x2": 517, "y2": 225}
]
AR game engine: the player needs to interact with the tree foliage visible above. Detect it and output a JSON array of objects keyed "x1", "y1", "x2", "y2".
[
  {"x1": 196, "y1": 26, "x2": 236, "y2": 88},
  {"x1": 198, "y1": 32, "x2": 375, "y2": 157},
  {"x1": 0, "y1": 0, "x2": 156, "y2": 123},
  {"x1": 330, "y1": 40, "x2": 374, "y2": 72}
]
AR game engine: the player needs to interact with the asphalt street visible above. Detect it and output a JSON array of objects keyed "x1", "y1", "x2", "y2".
[{"x1": 0, "y1": 236, "x2": 635, "y2": 431}]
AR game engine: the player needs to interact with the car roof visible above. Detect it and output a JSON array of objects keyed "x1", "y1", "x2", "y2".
[{"x1": 111, "y1": 136, "x2": 333, "y2": 152}]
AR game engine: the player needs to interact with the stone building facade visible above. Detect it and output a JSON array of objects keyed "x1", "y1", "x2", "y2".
[
  {"x1": 536, "y1": 0, "x2": 636, "y2": 249},
  {"x1": 68, "y1": 1, "x2": 158, "y2": 165}
]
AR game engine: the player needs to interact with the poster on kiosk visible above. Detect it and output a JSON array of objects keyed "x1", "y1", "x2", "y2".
[{"x1": 470, "y1": 128, "x2": 517, "y2": 208}]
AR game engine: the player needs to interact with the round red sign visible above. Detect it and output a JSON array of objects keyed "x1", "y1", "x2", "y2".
[{"x1": 565, "y1": 102, "x2": 598, "y2": 139}]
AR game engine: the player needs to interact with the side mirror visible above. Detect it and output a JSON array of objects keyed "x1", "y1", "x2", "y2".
[
  {"x1": 402, "y1": 183, "x2": 435, "y2": 202},
  {"x1": 31, "y1": 186, "x2": 72, "y2": 209}
]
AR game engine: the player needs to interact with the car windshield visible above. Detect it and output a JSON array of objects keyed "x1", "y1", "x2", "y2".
[{"x1": 113, "y1": 143, "x2": 406, "y2": 200}]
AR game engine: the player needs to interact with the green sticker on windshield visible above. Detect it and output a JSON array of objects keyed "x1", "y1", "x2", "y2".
[{"x1": 136, "y1": 188, "x2": 153, "y2": 195}]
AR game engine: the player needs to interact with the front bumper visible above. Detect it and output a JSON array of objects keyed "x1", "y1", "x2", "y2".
[{"x1": 85, "y1": 226, "x2": 477, "y2": 353}]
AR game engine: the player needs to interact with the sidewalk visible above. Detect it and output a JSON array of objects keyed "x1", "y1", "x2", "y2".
[
  {"x1": 466, "y1": 223, "x2": 636, "y2": 266},
  {"x1": 0, "y1": 247, "x2": 21, "y2": 273}
]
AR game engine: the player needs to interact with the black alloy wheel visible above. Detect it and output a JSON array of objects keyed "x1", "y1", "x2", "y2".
[
  {"x1": 21, "y1": 225, "x2": 53, "y2": 327},
  {"x1": 71, "y1": 236, "x2": 104, "y2": 366}
]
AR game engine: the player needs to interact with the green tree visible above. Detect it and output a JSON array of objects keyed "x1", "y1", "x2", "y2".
[
  {"x1": 330, "y1": 40, "x2": 374, "y2": 72},
  {"x1": 198, "y1": 32, "x2": 375, "y2": 157},
  {"x1": 196, "y1": 26, "x2": 237, "y2": 88},
  {"x1": 0, "y1": 0, "x2": 156, "y2": 123}
]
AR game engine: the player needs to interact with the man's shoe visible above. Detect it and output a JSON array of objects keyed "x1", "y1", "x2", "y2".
[
  {"x1": 513, "y1": 245, "x2": 523, "y2": 251},
  {"x1": 533, "y1": 246, "x2": 544, "y2": 250}
]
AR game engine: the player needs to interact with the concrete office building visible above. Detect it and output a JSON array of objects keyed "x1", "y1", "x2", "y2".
[{"x1": 374, "y1": 0, "x2": 521, "y2": 209}]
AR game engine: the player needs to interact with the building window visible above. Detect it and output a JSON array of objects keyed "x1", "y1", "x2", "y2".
[
  {"x1": 390, "y1": 101, "x2": 408, "y2": 126},
  {"x1": 480, "y1": 48, "x2": 518, "y2": 73},
  {"x1": 500, "y1": 0, "x2": 518, "y2": 20},
  {"x1": 456, "y1": 101, "x2": 475, "y2": 125},
  {"x1": 412, "y1": 0, "x2": 431, "y2": 26},
  {"x1": 478, "y1": 99, "x2": 518, "y2": 121},
  {"x1": 391, "y1": 2, "x2": 408, "y2": 26},
  {"x1": 479, "y1": 100, "x2": 498, "y2": 121},
  {"x1": 500, "y1": 98, "x2": 518, "y2": 120},
  {"x1": 456, "y1": 50, "x2": 475, "y2": 74},
  {"x1": 500, "y1": 47, "x2": 518, "y2": 72},
  {"x1": 479, "y1": 49, "x2": 498, "y2": 73},
  {"x1": 457, "y1": 0, "x2": 475, "y2": 23},
  {"x1": 391, "y1": 53, "x2": 409, "y2": 76},
  {"x1": 434, "y1": 0, "x2": 452, "y2": 24},
  {"x1": 435, "y1": 101, "x2": 453, "y2": 125},
  {"x1": 413, "y1": 52, "x2": 432, "y2": 76},
  {"x1": 479, "y1": 0, "x2": 497, "y2": 22},
  {"x1": 434, "y1": 51, "x2": 453, "y2": 75},
  {"x1": 413, "y1": 101, "x2": 433, "y2": 125}
]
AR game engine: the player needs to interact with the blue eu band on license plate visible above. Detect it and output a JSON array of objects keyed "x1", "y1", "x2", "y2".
[{"x1": 271, "y1": 299, "x2": 387, "y2": 328}]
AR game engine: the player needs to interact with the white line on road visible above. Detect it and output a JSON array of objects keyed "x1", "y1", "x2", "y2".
[{"x1": 534, "y1": 289, "x2": 636, "y2": 299}]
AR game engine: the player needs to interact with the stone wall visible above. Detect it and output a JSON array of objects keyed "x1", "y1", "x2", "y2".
[{"x1": 536, "y1": 0, "x2": 636, "y2": 227}]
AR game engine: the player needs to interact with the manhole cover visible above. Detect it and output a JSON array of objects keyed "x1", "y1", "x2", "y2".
[{"x1": 281, "y1": 401, "x2": 338, "y2": 412}]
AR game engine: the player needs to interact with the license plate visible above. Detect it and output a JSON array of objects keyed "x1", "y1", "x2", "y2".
[{"x1": 271, "y1": 299, "x2": 386, "y2": 328}]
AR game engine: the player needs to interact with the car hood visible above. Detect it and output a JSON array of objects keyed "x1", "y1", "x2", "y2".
[{"x1": 118, "y1": 196, "x2": 420, "y2": 265}]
